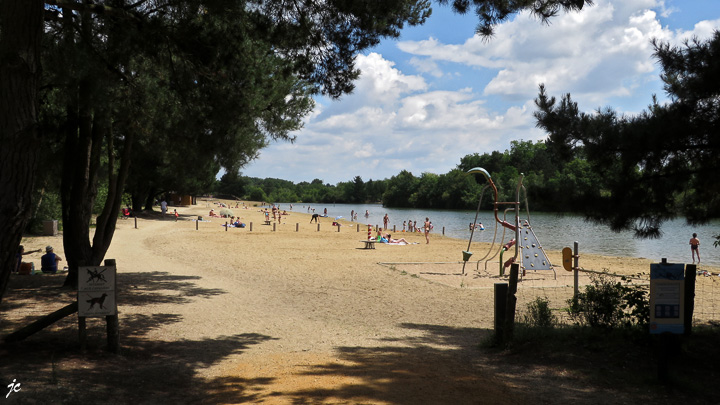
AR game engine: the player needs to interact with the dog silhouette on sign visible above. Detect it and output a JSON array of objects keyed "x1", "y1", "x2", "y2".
[
  {"x1": 86, "y1": 293, "x2": 108, "y2": 310},
  {"x1": 86, "y1": 268, "x2": 107, "y2": 283}
]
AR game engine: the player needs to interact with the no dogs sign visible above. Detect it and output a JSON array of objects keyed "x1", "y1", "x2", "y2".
[{"x1": 78, "y1": 266, "x2": 117, "y2": 317}]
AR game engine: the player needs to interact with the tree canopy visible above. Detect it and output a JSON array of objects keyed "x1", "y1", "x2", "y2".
[
  {"x1": 534, "y1": 31, "x2": 720, "y2": 237},
  {"x1": 0, "y1": 0, "x2": 596, "y2": 303}
]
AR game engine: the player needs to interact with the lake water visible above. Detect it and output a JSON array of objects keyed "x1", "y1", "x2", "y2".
[{"x1": 281, "y1": 202, "x2": 719, "y2": 266}]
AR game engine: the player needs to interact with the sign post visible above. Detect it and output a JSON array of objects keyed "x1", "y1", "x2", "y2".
[
  {"x1": 649, "y1": 260, "x2": 685, "y2": 334},
  {"x1": 650, "y1": 259, "x2": 684, "y2": 383},
  {"x1": 78, "y1": 260, "x2": 119, "y2": 352}
]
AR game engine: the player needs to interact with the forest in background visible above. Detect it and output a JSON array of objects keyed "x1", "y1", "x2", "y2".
[{"x1": 213, "y1": 139, "x2": 603, "y2": 213}]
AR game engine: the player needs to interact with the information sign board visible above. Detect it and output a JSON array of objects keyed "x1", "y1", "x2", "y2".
[{"x1": 649, "y1": 263, "x2": 684, "y2": 334}]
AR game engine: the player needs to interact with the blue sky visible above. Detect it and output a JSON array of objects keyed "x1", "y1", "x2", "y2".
[{"x1": 240, "y1": 0, "x2": 720, "y2": 184}]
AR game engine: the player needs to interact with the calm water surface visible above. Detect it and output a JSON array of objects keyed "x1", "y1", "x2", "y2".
[{"x1": 281, "y1": 203, "x2": 720, "y2": 266}]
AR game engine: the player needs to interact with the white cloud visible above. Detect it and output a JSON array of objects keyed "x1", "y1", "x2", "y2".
[
  {"x1": 408, "y1": 56, "x2": 444, "y2": 78},
  {"x1": 241, "y1": 0, "x2": 720, "y2": 184}
]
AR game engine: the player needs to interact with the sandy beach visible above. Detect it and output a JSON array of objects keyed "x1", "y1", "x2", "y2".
[{"x1": 2, "y1": 200, "x2": 718, "y2": 404}]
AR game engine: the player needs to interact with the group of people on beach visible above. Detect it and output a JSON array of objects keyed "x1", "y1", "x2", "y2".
[{"x1": 14, "y1": 245, "x2": 63, "y2": 275}]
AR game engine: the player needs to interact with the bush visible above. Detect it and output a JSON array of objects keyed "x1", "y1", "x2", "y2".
[
  {"x1": 567, "y1": 273, "x2": 648, "y2": 329},
  {"x1": 523, "y1": 296, "x2": 557, "y2": 329}
]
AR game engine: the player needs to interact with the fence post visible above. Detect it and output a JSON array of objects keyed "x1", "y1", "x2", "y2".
[
  {"x1": 196, "y1": 220, "x2": 198, "y2": 231},
  {"x1": 250, "y1": 222, "x2": 253, "y2": 231},
  {"x1": 273, "y1": 223, "x2": 276, "y2": 232},
  {"x1": 317, "y1": 223, "x2": 320, "y2": 232},
  {"x1": 357, "y1": 224, "x2": 360, "y2": 232},
  {"x1": 393, "y1": 225, "x2": 396, "y2": 232},
  {"x1": 104, "y1": 258, "x2": 120, "y2": 354},
  {"x1": 337, "y1": 223, "x2": 341, "y2": 232},
  {"x1": 494, "y1": 283, "x2": 508, "y2": 346},
  {"x1": 134, "y1": 217, "x2": 137, "y2": 229},
  {"x1": 684, "y1": 264, "x2": 697, "y2": 336},
  {"x1": 573, "y1": 241, "x2": 579, "y2": 299},
  {"x1": 504, "y1": 263, "x2": 519, "y2": 343},
  {"x1": 296, "y1": 223, "x2": 299, "y2": 232},
  {"x1": 225, "y1": 221, "x2": 228, "y2": 231}
]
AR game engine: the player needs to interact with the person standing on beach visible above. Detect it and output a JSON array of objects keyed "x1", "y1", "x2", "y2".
[
  {"x1": 690, "y1": 233, "x2": 701, "y2": 263},
  {"x1": 423, "y1": 217, "x2": 431, "y2": 244},
  {"x1": 383, "y1": 214, "x2": 389, "y2": 230},
  {"x1": 351, "y1": 210, "x2": 355, "y2": 222}
]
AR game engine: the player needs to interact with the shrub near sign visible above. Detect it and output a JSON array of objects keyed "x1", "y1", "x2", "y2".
[{"x1": 77, "y1": 266, "x2": 117, "y2": 317}]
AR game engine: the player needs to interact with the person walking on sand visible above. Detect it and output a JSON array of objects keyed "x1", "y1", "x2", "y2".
[
  {"x1": 690, "y1": 233, "x2": 701, "y2": 263},
  {"x1": 423, "y1": 217, "x2": 431, "y2": 244}
]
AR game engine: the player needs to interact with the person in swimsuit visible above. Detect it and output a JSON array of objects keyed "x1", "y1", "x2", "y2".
[
  {"x1": 690, "y1": 233, "x2": 701, "y2": 263},
  {"x1": 423, "y1": 217, "x2": 431, "y2": 244}
]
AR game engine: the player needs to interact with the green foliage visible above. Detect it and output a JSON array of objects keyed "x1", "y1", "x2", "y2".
[
  {"x1": 566, "y1": 274, "x2": 649, "y2": 329},
  {"x1": 437, "y1": 0, "x2": 592, "y2": 37},
  {"x1": 26, "y1": 190, "x2": 62, "y2": 235},
  {"x1": 535, "y1": 32, "x2": 720, "y2": 236},
  {"x1": 522, "y1": 297, "x2": 557, "y2": 329},
  {"x1": 245, "y1": 185, "x2": 268, "y2": 203}
]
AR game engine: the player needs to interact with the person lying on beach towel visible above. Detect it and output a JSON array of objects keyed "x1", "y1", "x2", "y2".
[{"x1": 382, "y1": 234, "x2": 409, "y2": 245}]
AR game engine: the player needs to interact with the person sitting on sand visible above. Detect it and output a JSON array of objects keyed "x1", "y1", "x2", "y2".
[
  {"x1": 15, "y1": 245, "x2": 41, "y2": 273},
  {"x1": 40, "y1": 246, "x2": 62, "y2": 274}
]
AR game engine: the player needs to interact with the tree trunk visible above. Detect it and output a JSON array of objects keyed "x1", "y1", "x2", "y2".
[
  {"x1": 60, "y1": 8, "x2": 134, "y2": 288},
  {"x1": 0, "y1": 0, "x2": 43, "y2": 305},
  {"x1": 144, "y1": 187, "x2": 157, "y2": 211}
]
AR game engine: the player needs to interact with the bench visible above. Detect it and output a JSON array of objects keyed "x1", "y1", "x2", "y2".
[{"x1": 360, "y1": 240, "x2": 377, "y2": 249}]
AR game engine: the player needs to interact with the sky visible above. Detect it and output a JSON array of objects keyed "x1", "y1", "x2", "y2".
[{"x1": 239, "y1": 0, "x2": 720, "y2": 185}]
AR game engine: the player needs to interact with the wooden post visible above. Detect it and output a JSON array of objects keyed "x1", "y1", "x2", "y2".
[
  {"x1": 685, "y1": 264, "x2": 697, "y2": 336},
  {"x1": 494, "y1": 283, "x2": 508, "y2": 346},
  {"x1": 195, "y1": 220, "x2": 198, "y2": 230},
  {"x1": 134, "y1": 217, "x2": 137, "y2": 229},
  {"x1": 104, "y1": 259, "x2": 120, "y2": 354},
  {"x1": 357, "y1": 224, "x2": 359, "y2": 232},
  {"x1": 337, "y1": 223, "x2": 340, "y2": 232},
  {"x1": 442, "y1": 226, "x2": 445, "y2": 236},
  {"x1": 317, "y1": 223, "x2": 320, "y2": 232},
  {"x1": 250, "y1": 222, "x2": 253, "y2": 231},
  {"x1": 225, "y1": 221, "x2": 228, "y2": 231},
  {"x1": 504, "y1": 263, "x2": 519, "y2": 343},
  {"x1": 573, "y1": 241, "x2": 579, "y2": 299},
  {"x1": 273, "y1": 223, "x2": 276, "y2": 232},
  {"x1": 78, "y1": 316, "x2": 87, "y2": 351},
  {"x1": 393, "y1": 225, "x2": 396, "y2": 232},
  {"x1": 296, "y1": 223, "x2": 299, "y2": 232}
]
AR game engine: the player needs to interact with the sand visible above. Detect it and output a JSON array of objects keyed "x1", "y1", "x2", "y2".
[{"x1": 3, "y1": 200, "x2": 717, "y2": 404}]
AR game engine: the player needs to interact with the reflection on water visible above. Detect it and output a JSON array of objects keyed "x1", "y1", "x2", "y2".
[{"x1": 284, "y1": 203, "x2": 719, "y2": 266}]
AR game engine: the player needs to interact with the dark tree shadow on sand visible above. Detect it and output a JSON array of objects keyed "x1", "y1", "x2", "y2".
[
  {"x1": 273, "y1": 323, "x2": 687, "y2": 405},
  {"x1": 0, "y1": 270, "x2": 278, "y2": 404}
]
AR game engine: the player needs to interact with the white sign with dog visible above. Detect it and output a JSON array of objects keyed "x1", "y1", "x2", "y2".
[{"x1": 78, "y1": 266, "x2": 117, "y2": 317}]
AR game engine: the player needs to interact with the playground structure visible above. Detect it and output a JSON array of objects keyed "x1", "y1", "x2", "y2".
[{"x1": 462, "y1": 167, "x2": 555, "y2": 279}]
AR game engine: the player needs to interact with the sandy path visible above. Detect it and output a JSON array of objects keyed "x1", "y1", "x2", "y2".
[{"x1": 6, "y1": 201, "x2": 716, "y2": 404}]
